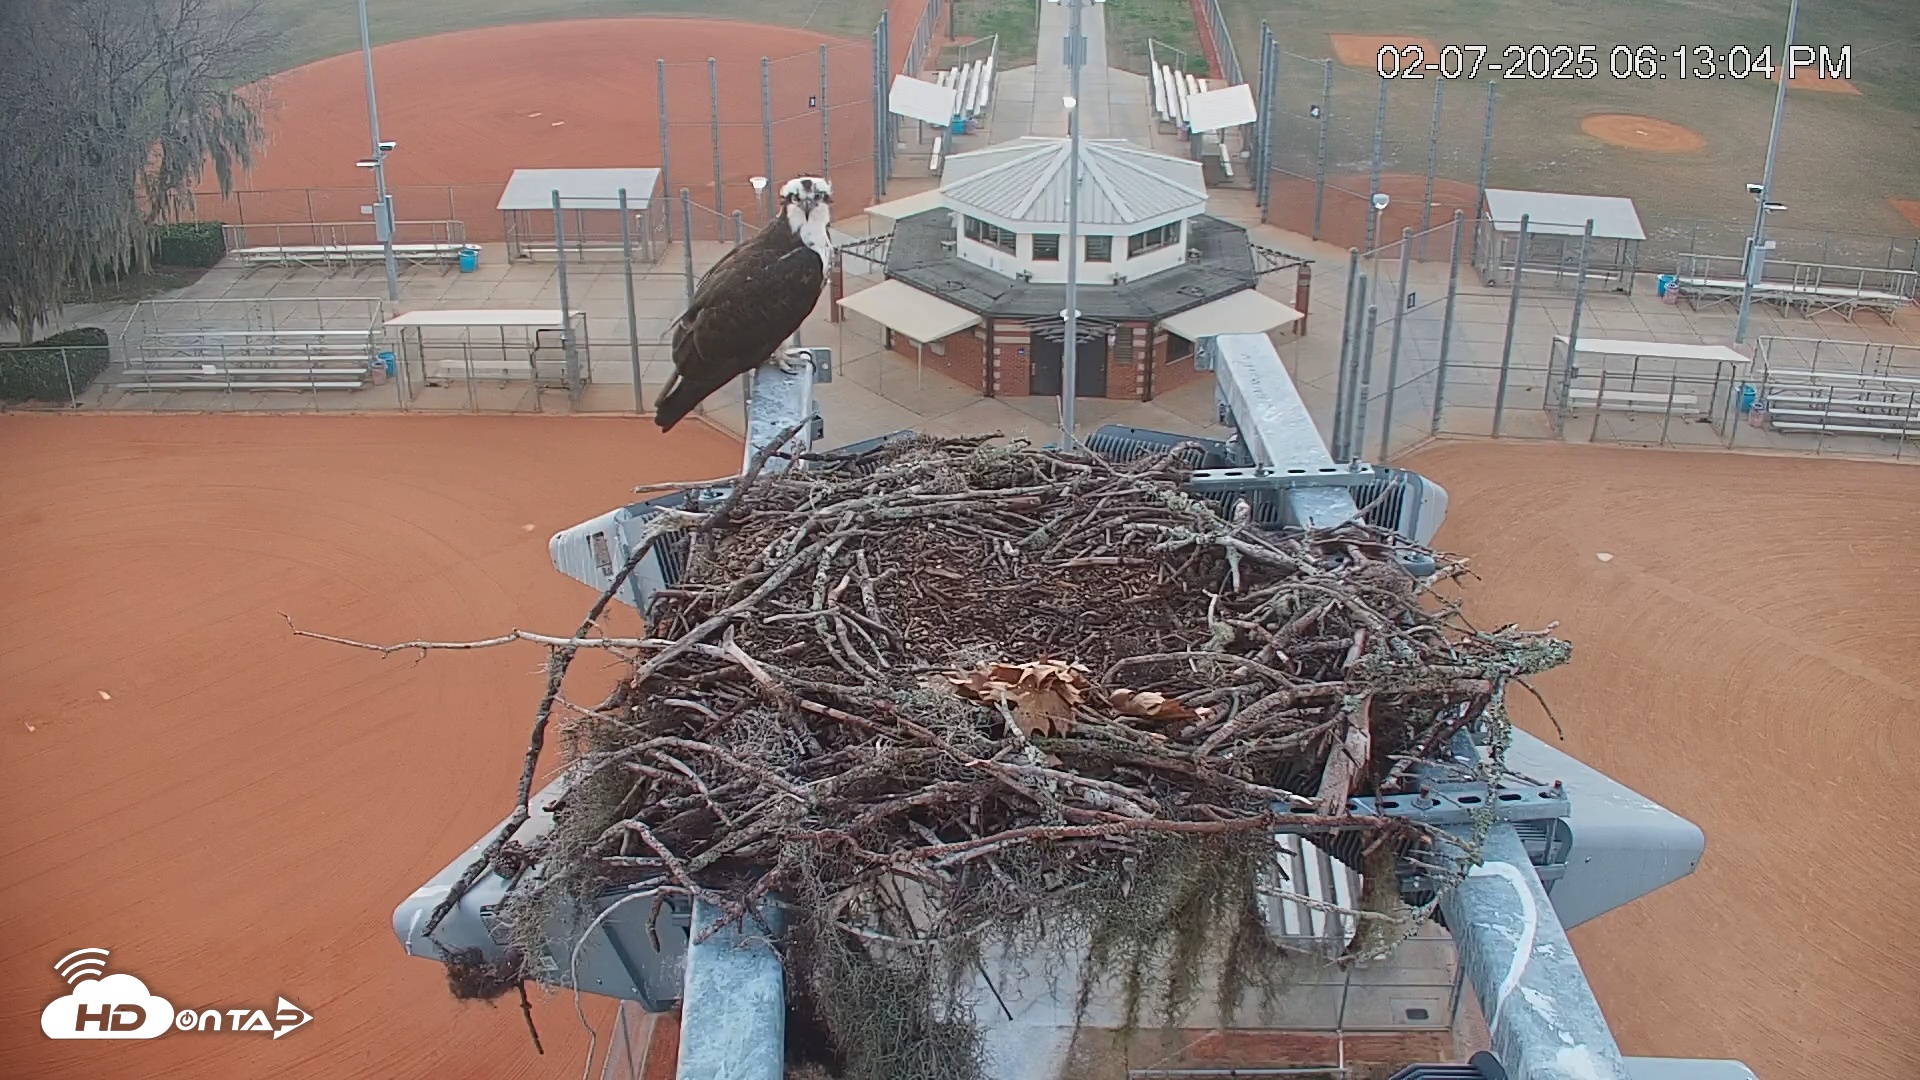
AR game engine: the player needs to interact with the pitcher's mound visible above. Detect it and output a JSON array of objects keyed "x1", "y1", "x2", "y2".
[
  {"x1": 1580, "y1": 114, "x2": 1705, "y2": 153},
  {"x1": 1330, "y1": 33, "x2": 1439, "y2": 70}
]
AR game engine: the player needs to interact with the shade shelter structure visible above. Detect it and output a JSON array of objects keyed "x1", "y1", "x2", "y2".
[
  {"x1": 838, "y1": 279, "x2": 982, "y2": 389},
  {"x1": 384, "y1": 309, "x2": 591, "y2": 407},
  {"x1": 1475, "y1": 189, "x2": 1646, "y2": 294},
  {"x1": 497, "y1": 169, "x2": 664, "y2": 261},
  {"x1": 1160, "y1": 289, "x2": 1303, "y2": 341},
  {"x1": 1544, "y1": 335, "x2": 1751, "y2": 442}
]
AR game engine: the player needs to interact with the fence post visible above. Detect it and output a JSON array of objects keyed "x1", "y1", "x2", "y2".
[
  {"x1": 1420, "y1": 80, "x2": 1443, "y2": 259},
  {"x1": 658, "y1": 60, "x2": 674, "y2": 245},
  {"x1": 1331, "y1": 248, "x2": 1362, "y2": 457},
  {"x1": 1469, "y1": 80, "x2": 1495, "y2": 268},
  {"x1": 708, "y1": 58, "x2": 726, "y2": 240},
  {"x1": 1433, "y1": 211, "x2": 1465, "y2": 435},
  {"x1": 1366, "y1": 79, "x2": 1386, "y2": 250},
  {"x1": 762, "y1": 58, "x2": 776, "y2": 219},
  {"x1": 680, "y1": 189, "x2": 697, "y2": 304},
  {"x1": 1491, "y1": 214, "x2": 1531, "y2": 438},
  {"x1": 872, "y1": 23, "x2": 886, "y2": 201},
  {"x1": 1352, "y1": 302, "x2": 1381, "y2": 460},
  {"x1": 552, "y1": 189, "x2": 579, "y2": 404},
  {"x1": 60, "y1": 348, "x2": 77, "y2": 406},
  {"x1": 1313, "y1": 59, "x2": 1331, "y2": 240},
  {"x1": 820, "y1": 44, "x2": 831, "y2": 179},
  {"x1": 1261, "y1": 32, "x2": 1279, "y2": 209},
  {"x1": 734, "y1": 210, "x2": 746, "y2": 245},
  {"x1": 620, "y1": 187, "x2": 644, "y2": 413},
  {"x1": 1253, "y1": 25, "x2": 1272, "y2": 208},
  {"x1": 1340, "y1": 271, "x2": 1372, "y2": 462},
  {"x1": 1559, "y1": 219, "x2": 1596, "y2": 437},
  {"x1": 1379, "y1": 228, "x2": 1414, "y2": 461}
]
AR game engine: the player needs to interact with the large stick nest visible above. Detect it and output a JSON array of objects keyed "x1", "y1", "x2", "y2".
[{"x1": 500, "y1": 435, "x2": 1570, "y2": 1076}]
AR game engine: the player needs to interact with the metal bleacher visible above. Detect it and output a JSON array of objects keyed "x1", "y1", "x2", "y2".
[
  {"x1": 932, "y1": 46, "x2": 996, "y2": 131},
  {"x1": 1759, "y1": 365, "x2": 1920, "y2": 439},
  {"x1": 1151, "y1": 61, "x2": 1211, "y2": 136},
  {"x1": 117, "y1": 298, "x2": 385, "y2": 393},
  {"x1": 223, "y1": 221, "x2": 473, "y2": 270},
  {"x1": 1671, "y1": 252, "x2": 1916, "y2": 323}
]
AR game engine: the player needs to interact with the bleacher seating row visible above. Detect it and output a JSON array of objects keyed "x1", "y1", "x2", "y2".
[
  {"x1": 933, "y1": 52, "x2": 996, "y2": 126},
  {"x1": 1151, "y1": 63, "x2": 1213, "y2": 133},
  {"x1": 118, "y1": 327, "x2": 379, "y2": 392},
  {"x1": 1671, "y1": 253, "x2": 1915, "y2": 324},
  {"x1": 1759, "y1": 366, "x2": 1920, "y2": 439},
  {"x1": 231, "y1": 242, "x2": 475, "y2": 270}
]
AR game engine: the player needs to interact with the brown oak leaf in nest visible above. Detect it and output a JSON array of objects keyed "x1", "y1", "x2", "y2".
[
  {"x1": 1103, "y1": 687, "x2": 1205, "y2": 724},
  {"x1": 942, "y1": 659, "x2": 1091, "y2": 737}
]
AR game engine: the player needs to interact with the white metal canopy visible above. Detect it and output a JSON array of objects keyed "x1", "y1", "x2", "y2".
[
  {"x1": 1553, "y1": 336, "x2": 1750, "y2": 366},
  {"x1": 837, "y1": 280, "x2": 980, "y2": 342},
  {"x1": 889, "y1": 75, "x2": 960, "y2": 125},
  {"x1": 1185, "y1": 84, "x2": 1258, "y2": 134},
  {"x1": 1160, "y1": 290, "x2": 1304, "y2": 340},
  {"x1": 386, "y1": 309, "x2": 582, "y2": 328},
  {"x1": 863, "y1": 189, "x2": 949, "y2": 226},
  {"x1": 496, "y1": 169, "x2": 661, "y2": 211},
  {"x1": 1482, "y1": 189, "x2": 1646, "y2": 240}
]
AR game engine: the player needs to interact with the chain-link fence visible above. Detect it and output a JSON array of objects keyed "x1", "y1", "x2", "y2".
[
  {"x1": 1325, "y1": 212, "x2": 1920, "y2": 464},
  {"x1": 1241, "y1": 28, "x2": 1920, "y2": 273}
]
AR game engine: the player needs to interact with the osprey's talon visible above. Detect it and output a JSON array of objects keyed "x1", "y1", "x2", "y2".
[{"x1": 776, "y1": 349, "x2": 809, "y2": 375}]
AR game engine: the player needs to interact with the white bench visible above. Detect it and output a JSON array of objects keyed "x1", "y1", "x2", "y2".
[
  {"x1": 1218, "y1": 142, "x2": 1234, "y2": 178},
  {"x1": 1769, "y1": 419, "x2": 1920, "y2": 437},
  {"x1": 930, "y1": 135, "x2": 944, "y2": 173},
  {"x1": 1673, "y1": 274, "x2": 1910, "y2": 323},
  {"x1": 120, "y1": 380, "x2": 367, "y2": 392},
  {"x1": 232, "y1": 243, "x2": 474, "y2": 269},
  {"x1": 1763, "y1": 367, "x2": 1920, "y2": 390},
  {"x1": 1566, "y1": 386, "x2": 1699, "y2": 412}
]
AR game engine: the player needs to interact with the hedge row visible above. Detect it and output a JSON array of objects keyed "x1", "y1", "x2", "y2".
[
  {"x1": 153, "y1": 221, "x2": 226, "y2": 268},
  {"x1": 0, "y1": 327, "x2": 112, "y2": 404}
]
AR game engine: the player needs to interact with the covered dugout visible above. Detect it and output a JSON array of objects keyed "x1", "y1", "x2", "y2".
[
  {"x1": 499, "y1": 168, "x2": 665, "y2": 261},
  {"x1": 1476, "y1": 189, "x2": 1646, "y2": 295},
  {"x1": 385, "y1": 308, "x2": 592, "y2": 404}
]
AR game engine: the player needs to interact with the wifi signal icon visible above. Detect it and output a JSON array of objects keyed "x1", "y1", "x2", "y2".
[{"x1": 55, "y1": 948, "x2": 110, "y2": 985}]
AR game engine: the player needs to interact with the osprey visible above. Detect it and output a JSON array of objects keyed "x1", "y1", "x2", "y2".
[{"x1": 654, "y1": 176, "x2": 834, "y2": 431}]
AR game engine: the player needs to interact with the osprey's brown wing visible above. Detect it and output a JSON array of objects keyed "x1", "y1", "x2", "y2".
[{"x1": 655, "y1": 223, "x2": 823, "y2": 431}]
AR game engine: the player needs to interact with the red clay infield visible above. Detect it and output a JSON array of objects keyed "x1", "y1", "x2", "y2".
[
  {"x1": 203, "y1": 18, "x2": 889, "y2": 239},
  {"x1": 0, "y1": 414, "x2": 741, "y2": 1078},
  {"x1": 1408, "y1": 441, "x2": 1920, "y2": 1079}
]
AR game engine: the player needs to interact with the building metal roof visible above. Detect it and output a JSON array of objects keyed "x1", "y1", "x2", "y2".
[
  {"x1": 938, "y1": 137, "x2": 1205, "y2": 228},
  {"x1": 884, "y1": 209, "x2": 1255, "y2": 321}
]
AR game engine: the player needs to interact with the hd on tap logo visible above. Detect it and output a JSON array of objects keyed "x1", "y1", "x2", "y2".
[{"x1": 40, "y1": 948, "x2": 312, "y2": 1041}]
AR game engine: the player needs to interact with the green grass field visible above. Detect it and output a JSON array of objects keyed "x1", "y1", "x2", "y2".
[
  {"x1": 951, "y1": 0, "x2": 1205, "y2": 75},
  {"x1": 1220, "y1": 0, "x2": 1920, "y2": 244},
  {"x1": 259, "y1": 0, "x2": 888, "y2": 71}
]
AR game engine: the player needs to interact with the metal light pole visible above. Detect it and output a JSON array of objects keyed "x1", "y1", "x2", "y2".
[
  {"x1": 1058, "y1": 0, "x2": 1095, "y2": 445},
  {"x1": 356, "y1": 0, "x2": 401, "y2": 303},
  {"x1": 1735, "y1": 0, "x2": 1799, "y2": 344}
]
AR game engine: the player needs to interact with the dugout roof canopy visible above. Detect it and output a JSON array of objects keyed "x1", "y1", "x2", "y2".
[
  {"x1": 497, "y1": 169, "x2": 661, "y2": 211},
  {"x1": 386, "y1": 309, "x2": 584, "y2": 328},
  {"x1": 1482, "y1": 189, "x2": 1646, "y2": 241},
  {"x1": 1554, "y1": 336, "x2": 1751, "y2": 366},
  {"x1": 1159, "y1": 289, "x2": 1303, "y2": 340},
  {"x1": 837, "y1": 280, "x2": 981, "y2": 343}
]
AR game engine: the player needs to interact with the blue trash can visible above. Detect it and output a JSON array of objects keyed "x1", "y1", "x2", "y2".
[
  {"x1": 1656, "y1": 273, "x2": 1676, "y2": 298},
  {"x1": 378, "y1": 350, "x2": 396, "y2": 377},
  {"x1": 458, "y1": 246, "x2": 480, "y2": 273},
  {"x1": 1739, "y1": 384, "x2": 1757, "y2": 414}
]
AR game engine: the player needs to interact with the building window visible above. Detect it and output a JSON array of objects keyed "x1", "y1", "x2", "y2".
[
  {"x1": 963, "y1": 215, "x2": 1016, "y2": 254},
  {"x1": 1127, "y1": 222, "x2": 1180, "y2": 258},
  {"x1": 1032, "y1": 233, "x2": 1060, "y2": 261},
  {"x1": 1113, "y1": 328, "x2": 1135, "y2": 366},
  {"x1": 1085, "y1": 235, "x2": 1113, "y2": 262}
]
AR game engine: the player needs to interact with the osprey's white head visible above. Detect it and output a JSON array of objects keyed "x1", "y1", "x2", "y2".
[{"x1": 780, "y1": 176, "x2": 834, "y2": 266}]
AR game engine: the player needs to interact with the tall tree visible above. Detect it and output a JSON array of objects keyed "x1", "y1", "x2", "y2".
[{"x1": 0, "y1": 0, "x2": 275, "y2": 341}]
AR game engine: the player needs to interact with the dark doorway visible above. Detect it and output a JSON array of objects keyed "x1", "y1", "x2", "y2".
[{"x1": 1029, "y1": 334, "x2": 1108, "y2": 397}]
